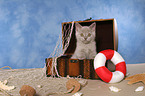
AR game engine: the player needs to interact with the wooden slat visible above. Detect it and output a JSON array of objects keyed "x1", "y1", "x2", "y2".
[
  {"x1": 68, "y1": 59, "x2": 80, "y2": 77},
  {"x1": 57, "y1": 58, "x2": 66, "y2": 77},
  {"x1": 83, "y1": 59, "x2": 90, "y2": 79}
]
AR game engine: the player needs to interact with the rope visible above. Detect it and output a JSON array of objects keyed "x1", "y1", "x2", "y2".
[{"x1": 0, "y1": 66, "x2": 12, "y2": 70}]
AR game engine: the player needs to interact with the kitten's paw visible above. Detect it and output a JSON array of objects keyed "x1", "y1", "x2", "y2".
[
  {"x1": 71, "y1": 55, "x2": 76, "y2": 59},
  {"x1": 72, "y1": 56, "x2": 85, "y2": 60},
  {"x1": 88, "y1": 53, "x2": 97, "y2": 59},
  {"x1": 78, "y1": 58, "x2": 85, "y2": 60},
  {"x1": 77, "y1": 55, "x2": 86, "y2": 60}
]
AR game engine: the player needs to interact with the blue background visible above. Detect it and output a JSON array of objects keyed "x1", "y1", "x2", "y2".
[{"x1": 0, "y1": 0, "x2": 145, "y2": 69}]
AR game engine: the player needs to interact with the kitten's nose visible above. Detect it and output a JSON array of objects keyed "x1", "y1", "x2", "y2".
[{"x1": 84, "y1": 37, "x2": 87, "y2": 40}]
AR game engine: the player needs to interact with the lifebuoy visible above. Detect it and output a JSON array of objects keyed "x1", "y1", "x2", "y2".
[{"x1": 94, "y1": 49, "x2": 126, "y2": 83}]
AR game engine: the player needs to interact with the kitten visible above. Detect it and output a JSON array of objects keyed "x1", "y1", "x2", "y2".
[{"x1": 71, "y1": 22, "x2": 97, "y2": 59}]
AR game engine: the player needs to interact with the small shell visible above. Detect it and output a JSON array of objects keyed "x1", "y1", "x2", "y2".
[
  {"x1": 37, "y1": 85, "x2": 42, "y2": 88},
  {"x1": 67, "y1": 75, "x2": 71, "y2": 79},
  {"x1": 109, "y1": 86, "x2": 121, "y2": 92},
  {"x1": 135, "y1": 86, "x2": 144, "y2": 92},
  {"x1": 72, "y1": 92, "x2": 83, "y2": 96},
  {"x1": 0, "y1": 81, "x2": 15, "y2": 91}
]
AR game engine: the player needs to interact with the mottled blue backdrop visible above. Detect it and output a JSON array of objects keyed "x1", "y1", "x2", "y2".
[{"x1": 0, "y1": 0, "x2": 145, "y2": 69}]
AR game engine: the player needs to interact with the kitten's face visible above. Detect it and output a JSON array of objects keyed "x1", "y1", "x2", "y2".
[{"x1": 75, "y1": 22, "x2": 96, "y2": 44}]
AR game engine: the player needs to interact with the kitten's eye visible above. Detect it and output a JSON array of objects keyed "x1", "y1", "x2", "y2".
[
  {"x1": 88, "y1": 33, "x2": 91, "y2": 37},
  {"x1": 80, "y1": 33, "x2": 84, "y2": 36}
]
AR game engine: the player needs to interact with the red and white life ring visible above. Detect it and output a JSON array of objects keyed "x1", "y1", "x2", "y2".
[{"x1": 94, "y1": 49, "x2": 126, "y2": 83}]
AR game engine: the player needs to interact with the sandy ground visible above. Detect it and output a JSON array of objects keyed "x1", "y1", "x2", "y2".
[{"x1": 0, "y1": 64, "x2": 145, "y2": 96}]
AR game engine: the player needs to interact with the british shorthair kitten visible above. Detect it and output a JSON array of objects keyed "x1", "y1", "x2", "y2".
[{"x1": 71, "y1": 22, "x2": 97, "y2": 59}]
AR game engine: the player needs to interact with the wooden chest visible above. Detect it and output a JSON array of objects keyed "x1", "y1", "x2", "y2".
[{"x1": 45, "y1": 18, "x2": 118, "y2": 79}]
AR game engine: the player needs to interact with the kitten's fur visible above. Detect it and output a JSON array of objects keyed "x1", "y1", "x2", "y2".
[{"x1": 71, "y1": 22, "x2": 97, "y2": 59}]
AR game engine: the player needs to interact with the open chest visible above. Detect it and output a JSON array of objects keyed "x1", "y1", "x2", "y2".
[{"x1": 45, "y1": 18, "x2": 118, "y2": 79}]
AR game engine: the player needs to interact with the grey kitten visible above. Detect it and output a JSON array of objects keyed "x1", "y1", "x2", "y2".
[{"x1": 71, "y1": 22, "x2": 97, "y2": 59}]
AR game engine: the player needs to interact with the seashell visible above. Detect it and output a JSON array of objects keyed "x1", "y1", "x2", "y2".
[
  {"x1": 66, "y1": 79, "x2": 81, "y2": 93},
  {"x1": 109, "y1": 86, "x2": 121, "y2": 92},
  {"x1": 67, "y1": 75, "x2": 71, "y2": 79},
  {"x1": 135, "y1": 86, "x2": 144, "y2": 92},
  {"x1": 37, "y1": 85, "x2": 42, "y2": 88},
  {"x1": 72, "y1": 92, "x2": 83, "y2": 96},
  {"x1": 0, "y1": 81, "x2": 15, "y2": 91}
]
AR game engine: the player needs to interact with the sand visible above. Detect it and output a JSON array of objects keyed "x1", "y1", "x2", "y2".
[{"x1": 0, "y1": 64, "x2": 145, "y2": 96}]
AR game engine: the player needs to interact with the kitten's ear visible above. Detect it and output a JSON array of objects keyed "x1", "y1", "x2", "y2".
[
  {"x1": 89, "y1": 22, "x2": 96, "y2": 31},
  {"x1": 75, "y1": 22, "x2": 82, "y2": 31}
]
